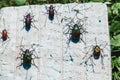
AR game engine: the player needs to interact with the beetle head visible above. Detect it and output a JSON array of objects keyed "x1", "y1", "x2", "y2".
[
  {"x1": 26, "y1": 13, "x2": 31, "y2": 19},
  {"x1": 49, "y1": 5, "x2": 54, "y2": 10}
]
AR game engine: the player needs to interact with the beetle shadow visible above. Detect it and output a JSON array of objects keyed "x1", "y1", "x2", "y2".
[
  {"x1": 70, "y1": 36, "x2": 80, "y2": 43},
  {"x1": 23, "y1": 63, "x2": 31, "y2": 70}
]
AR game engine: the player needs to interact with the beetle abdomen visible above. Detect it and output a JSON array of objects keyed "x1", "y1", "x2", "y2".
[{"x1": 49, "y1": 10, "x2": 54, "y2": 21}]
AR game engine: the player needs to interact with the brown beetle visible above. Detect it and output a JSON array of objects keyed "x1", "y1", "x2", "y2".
[
  {"x1": 1, "y1": 29, "x2": 9, "y2": 41},
  {"x1": 63, "y1": 23, "x2": 87, "y2": 46},
  {"x1": 80, "y1": 38, "x2": 108, "y2": 70}
]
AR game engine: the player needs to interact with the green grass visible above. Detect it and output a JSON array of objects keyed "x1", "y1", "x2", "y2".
[{"x1": 0, "y1": 0, "x2": 120, "y2": 80}]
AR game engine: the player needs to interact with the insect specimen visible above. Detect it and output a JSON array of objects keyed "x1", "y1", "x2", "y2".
[
  {"x1": 43, "y1": 4, "x2": 61, "y2": 26},
  {"x1": 80, "y1": 38, "x2": 108, "y2": 71},
  {"x1": 21, "y1": 6, "x2": 39, "y2": 31},
  {"x1": 62, "y1": 16, "x2": 88, "y2": 46},
  {"x1": 1, "y1": 29, "x2": 9, "y2": 41},
  {"x1": 16, "y1": 43, "x2": 39, "y2": 70}
]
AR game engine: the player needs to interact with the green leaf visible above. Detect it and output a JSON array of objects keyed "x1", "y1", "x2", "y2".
[
  {"x1": 111, "y1": 35, "x2": 120, "y2": 47},
  {"x1": 111, "y1": 3, "x2": 120, "y2": 16},
  {"x1": 14, "y1": 0, "x2": 26, "y2": 6},
  {"x1": 60, "y1": 0, "x2": 68, "y2": 4},
  {"x1": 110, "y1": 21, "x2": 120, "y2": 37}
]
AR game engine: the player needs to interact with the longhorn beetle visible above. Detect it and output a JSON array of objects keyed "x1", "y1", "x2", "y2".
[
  {"x1": 80, "y1": 38, "x2": 108, "y2": 71},
  {"x1": 21, "y1": 6, "x2": 39, "y2": 31},
  {"x1": 43, "y1": 5, "x2": 61, "y2": 26},
  {"x1": 16, "y1": 42, "x2": 39, "y2": 70}
]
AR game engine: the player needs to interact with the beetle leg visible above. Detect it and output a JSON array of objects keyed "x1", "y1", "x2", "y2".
[
  {"x1": 16, "y1": 53, "x2": 23, "y2": 60},
  {"x1": 67, "y1": 4, "x2": 70, "y2": 13},
  {"x1": 32, "y1": 54, "x2": 40, "y2": 59},
  {"x1": 101, "y1": 54, "x2": 105, "y2": 69},
  {"x1": 16, "y1": 59, "x2": 23, "y2": 68},
  {"x1": 61, "y1": 16, "x2": 70, "y2": 23},
  {"x1": 32, "y1": 59, "x2": 39, "y2": 70},
  {"x1": 55, "y1": 13, "x2": 60, "y2": 25},
  {"x1": 45, "y1": 6, "x2": 48, "y2": 12},
  {"x1": 89, "y1": 55, "x2": 96, "y2": 66},
  {"x1": 20, "y1": 48, "x2": 25, "y2": 54},
  {"x1": 31, "y1": 22, "x2": 39, "y2": 30},
  {"x1": 81, "y1": 28, "x2": 88, "y2": 34},
  {"x1": 63, "y1": 27, "x2": 70, "y2": 35},
  {"x1": 16, "y1": 63, "x2": 23, "y2": 69},
  {"x1": 32, "y1": 18, "x2": 38, "y2": 22},
  {"x1": 80, "y1": 33, "x2": 86, "y2": 44},
  {"x1": 101, "y1": 49, "x2": 108, "y2": 57},
  {"x1": 67, "y1": 33, "x2": 71, "y2": 47},
  {"x1": 43, "y1": 14, "x2": 48, "y2": 27}
]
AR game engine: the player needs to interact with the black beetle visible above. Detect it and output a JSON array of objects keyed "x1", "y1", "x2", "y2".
[
  {"x1": 43, "y1": 5, "x2": 61, "y2": 26},
  {"x1": 48, "y1": 5, "x2": 55, "y2": 21}
]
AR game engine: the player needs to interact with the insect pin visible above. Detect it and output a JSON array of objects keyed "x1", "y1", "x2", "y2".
[
  {"x1": 21, "y1": 6, "x2": 39, "y2": 31},
  {"x1": 16, "y1": 43, "x2": 40, "y2": 70}
]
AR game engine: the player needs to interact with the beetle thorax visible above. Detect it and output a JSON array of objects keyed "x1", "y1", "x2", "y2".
[
  {"x1": 73, "y1": 24, "x2": 79, "y2": 32},
  {"x1": 94, "y1": 45, "x2": 101, "y2": 53},
  {"x1": 2, "y1": 29, "x2": 8, "y2": 39},
  {"x1": 26, "y1": 14, "x2": 31, "y2": 21},
  {"x1": 24, "y1": 49, "x2": 31, "y2": 60}
]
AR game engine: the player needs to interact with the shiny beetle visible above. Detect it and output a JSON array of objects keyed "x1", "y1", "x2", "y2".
[
  {"x1": 80, "y1": 38, "x2": 108, "y2": 71},
  {"x1": 62, "y1": 16, "x2": 88, "y2": 46},
  {"x1": 16, "y1": 44, "x2": 39, "y2": 70}
]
